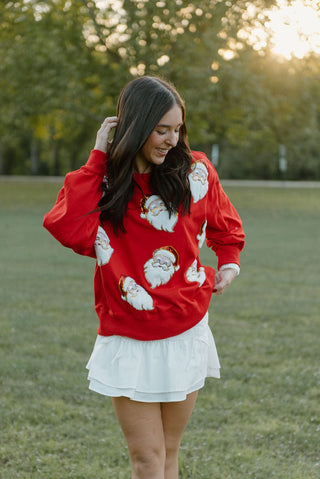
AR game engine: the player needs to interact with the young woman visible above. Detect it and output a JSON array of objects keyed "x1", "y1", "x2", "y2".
[{"x1": 43, "y1": 76, "x2": 245, "y2": 479}]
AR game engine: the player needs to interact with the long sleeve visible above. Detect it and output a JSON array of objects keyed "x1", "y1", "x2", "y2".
[
  {"x1": 205, "y1": 162, "x2": 245, "y2": 269},
  {"x1": 43, "y1": 150, "x2": 107, "y2": 257}
]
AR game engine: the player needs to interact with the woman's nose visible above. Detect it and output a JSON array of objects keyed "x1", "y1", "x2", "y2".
[{"x1": 165, "y1": 130, "x2": 179, "y2": 147}]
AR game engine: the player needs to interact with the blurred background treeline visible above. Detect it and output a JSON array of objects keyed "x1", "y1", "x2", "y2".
[{"x1": 1, "y1": 0, "x2": 320, "y2": 179}]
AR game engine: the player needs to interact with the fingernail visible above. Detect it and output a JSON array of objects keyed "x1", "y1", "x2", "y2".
[{"x1": 212, "y1": 288, "x2": 217, "y2": 293}]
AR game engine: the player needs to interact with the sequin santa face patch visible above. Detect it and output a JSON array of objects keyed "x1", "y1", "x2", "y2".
[
  {"x1": 94, "y1": 226, "x2": 114, "y2": 266},
  {"x1": 186, "y1": 259, "x2": 206, "y2": 287},
  {"x1": 197, "y1": 220, "x2": 207, "y2": 249},
  {"x1": 119, "y1": 275, "x2": 154, "y2": 311},
  {"x1": 188, "y1": 161, "x2": 209, "y2": 203},
  {"x1": 140, "y1": 195, "x2": 178, "y2": 232},
  {"x1": 144, "y1": 246, "x2": 180, "y2": 289}
]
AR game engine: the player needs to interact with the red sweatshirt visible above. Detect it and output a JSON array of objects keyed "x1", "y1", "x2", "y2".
[{"x1": 43, "y1": 150, "x2": 245, "y2": 340}]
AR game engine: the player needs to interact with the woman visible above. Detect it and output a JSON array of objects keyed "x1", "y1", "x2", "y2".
[{"x1": 43, "y1": 76, "x2": 245, "y2": 479}]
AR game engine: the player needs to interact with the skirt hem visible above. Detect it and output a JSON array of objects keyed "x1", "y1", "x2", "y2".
[{"x1": 86, "y1": 312, "x2": 220, "y2": 402}]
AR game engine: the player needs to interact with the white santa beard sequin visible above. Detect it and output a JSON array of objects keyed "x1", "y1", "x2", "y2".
[
  {"x1": 188, "y1": 163, "x2": 209, "y2": 203},
  {"x1": 189, "y1": 176, "x2": 208, "y2": 203},
  {"x1": 197, "y1": 219, "x2": 207, "y2": 249},
  {"x1": 186, "y1": 259, "x2": 206, "y2": 287},
  {"x1": 121, "y1": 277, "x2": 154, "y2": 311},
  {"x1": 144, "y1": 259, "x2": 176, "y2": 288},
  {"x1": 141, "y1": 195, "x2": 178, "y2": 232},
  {"x1": 94, "y1": 226, "x2": 114, "y2": 266}
]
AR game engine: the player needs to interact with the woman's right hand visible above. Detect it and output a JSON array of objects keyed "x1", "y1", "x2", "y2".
[{"x1": 94, "y1": 116, "x2": 118, "y2": 153}]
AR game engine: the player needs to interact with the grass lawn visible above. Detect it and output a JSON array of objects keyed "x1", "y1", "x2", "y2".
[{"x1": 0, "y1": 180, "x2": 319, "y2": 478}]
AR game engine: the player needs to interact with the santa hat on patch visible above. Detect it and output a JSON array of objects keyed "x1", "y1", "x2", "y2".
[
  {"x1": 140, "y1": 195, "x2": 159, "y2": 215},
  {"x1": 190, "y1": 161, "x2": 208, "y2": 175},
  {"x1": 119, "y1": 275, "x2": 134, "y2": 297},
  {"x1": 154, "y1": 246, "x2": 180, "y2": 270},
  {"x1": 199, "y1": 219, "x2": 207, "y2": 233}
]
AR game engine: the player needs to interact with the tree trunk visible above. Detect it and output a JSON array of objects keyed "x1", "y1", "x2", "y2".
[
  {"x1": 31, "y1": 139, "x2": 38, "y2": 175},
  {"x1": 53, "y1": 141, "x2": 60, "y2": 176},
  {"x1": 0, "y1": 143, "x2": 3, "y2": 175}
]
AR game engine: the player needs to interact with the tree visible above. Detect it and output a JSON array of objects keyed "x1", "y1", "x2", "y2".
[
  {"x1": 1, "y1": 0, "x2": 319, "y2": 178},
  {"x1": 0, "y1": 0, "x2": 116, "y2": 174}
]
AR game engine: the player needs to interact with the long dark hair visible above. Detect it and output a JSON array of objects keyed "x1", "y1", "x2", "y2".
[{"x1": 99, "y1": 76, "x2": 192, "y2": 232}]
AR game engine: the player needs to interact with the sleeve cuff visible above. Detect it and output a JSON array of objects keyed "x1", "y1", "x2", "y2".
[
  {"x1": 219, "y1": 263, "x2": 240, "y2": 276},
  {"x1": 85, "y1": 150, "x2": 107, "y2": 176}
]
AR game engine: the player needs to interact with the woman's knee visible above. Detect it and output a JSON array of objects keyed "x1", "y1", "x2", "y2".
[
  {"x1": 130, "y1": 444, "x2": 165, "y2": 477},
  {"x1": 164, "y1": 441, "x2": 180, "y2": 466}
]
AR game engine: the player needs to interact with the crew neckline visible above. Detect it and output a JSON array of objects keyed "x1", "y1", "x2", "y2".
[{"x1": 133, "y1": 171, "x2": 151, "y2": 177}]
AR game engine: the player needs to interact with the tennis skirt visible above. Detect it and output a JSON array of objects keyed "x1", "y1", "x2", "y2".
[{"x1": 86, "y1": 312, "x2": 220, "y2": 402}]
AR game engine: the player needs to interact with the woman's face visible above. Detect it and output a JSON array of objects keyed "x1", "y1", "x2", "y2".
[{"x1": 135, "y1": 104, "x2": 183, "y2": 174}]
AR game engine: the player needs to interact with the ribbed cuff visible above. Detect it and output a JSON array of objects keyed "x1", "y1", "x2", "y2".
[{"x1": 219, "y1": 263, "x2": 240, "y2": 276}]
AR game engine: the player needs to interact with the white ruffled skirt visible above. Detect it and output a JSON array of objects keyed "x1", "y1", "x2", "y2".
[{"x1": 86, "y1": 312, "x2": 220, "y2": 402}]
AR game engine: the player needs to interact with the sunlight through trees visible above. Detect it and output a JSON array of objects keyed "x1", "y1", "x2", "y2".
[{"x1": 1, "y1": 0, "x2": 319, "y2": 179}]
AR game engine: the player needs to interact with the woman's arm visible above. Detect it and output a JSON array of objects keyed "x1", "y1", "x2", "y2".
[
  {"x1": 203, "y1": 159, "x2": 245, "y2": 294},
  {"x1": 43, "y1": 150, "x2": 107, "y2": 257},
  {"x1": 43, "y1": 117, "x2": 118, "y2": 257},
  {"x1": 205, "y1": 166, "x2": 245, "y2": 267}
]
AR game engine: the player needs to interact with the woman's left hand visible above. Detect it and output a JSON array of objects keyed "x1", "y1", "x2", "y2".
[
  {"x1": 213, "y1": 268, "x2": 238, "y2": 296},
  {"x1": 94, "y1": 116, "x2": 118, "y2": 153}
]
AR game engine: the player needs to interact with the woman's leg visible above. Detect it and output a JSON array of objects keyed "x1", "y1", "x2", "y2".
[
  {"x1": 112, "y1": 391, "x2": 199, "y2": 479},
  {"x1": 112, "y1": 397, "x2": 166, "y2": 479},
  {"x1": 161, "y1": 391, "x2": 199, "y2": 479}
]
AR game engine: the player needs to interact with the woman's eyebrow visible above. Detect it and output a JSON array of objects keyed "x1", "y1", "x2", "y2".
[{"x1": 156, "y1": 122, "x2": 183, "y2": 128}]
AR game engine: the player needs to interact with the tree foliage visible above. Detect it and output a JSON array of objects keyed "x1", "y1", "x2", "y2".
[{"x1": 1, "y1": 0, "x2": 319, "y2": 178}]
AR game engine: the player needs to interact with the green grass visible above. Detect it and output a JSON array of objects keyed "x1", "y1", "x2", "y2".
[{"x1": 1, "y1": 180, "x2": 319, "y2": 478}]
